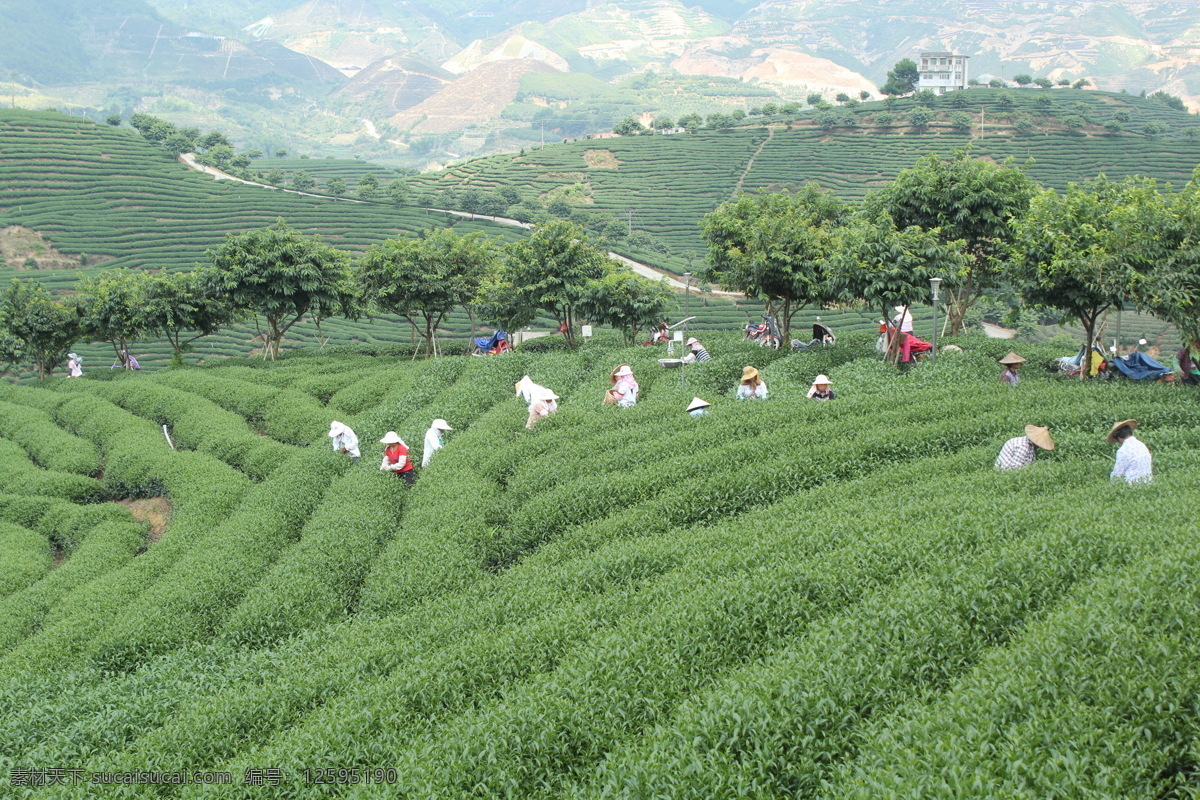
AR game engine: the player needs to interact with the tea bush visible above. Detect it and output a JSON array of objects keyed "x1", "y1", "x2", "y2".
[{"x1": 2, "y1": 341, "x2": 1200, "y2": 798}]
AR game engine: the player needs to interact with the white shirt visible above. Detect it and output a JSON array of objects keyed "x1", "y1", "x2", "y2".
[
  {"x1": 613, "y1": 378, "x2": 639, "y2": 407},
  {"x1": 1111, "y1": 436, "x2": 1152, "y2": 484},
  {"x1": 329, "y1": 427, "x2": 360, "y2": 458},
  {"x1": 422, "y1": 426, "x2": 444, "y2": 467},
  {"x1": 995, "y1": 436, "x2": 1036, "y2": 471},
  {"x1": 737, "y1": 382, "x2": 768, "y2": 400}
]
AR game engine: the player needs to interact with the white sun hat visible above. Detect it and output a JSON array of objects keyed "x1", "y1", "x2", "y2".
[
  {"x1": 379, "y1": 431, "x2": 405, "y2": 444},
  {"x1": 431, "y1": 419, "x2": 453, "y2": 430}
]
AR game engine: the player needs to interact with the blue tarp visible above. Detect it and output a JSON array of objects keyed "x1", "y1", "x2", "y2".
[{"x1": 1108, "y1": 351, "x2": 1172, "y2": 381}]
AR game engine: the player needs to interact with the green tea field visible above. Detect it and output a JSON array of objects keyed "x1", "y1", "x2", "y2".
[
  {"x1": 411, "y1": 89, "x2": 1200, "y2": 273},
  {"x1": 2, "y1": 334, "x2": 1199, "y2": 798}
]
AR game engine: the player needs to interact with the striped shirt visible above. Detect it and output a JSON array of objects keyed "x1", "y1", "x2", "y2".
[
  {"x1": 691, "y1": 346, "x2": 712, "y2": 362},
  {"x1": 995, "y1": 436, "x2": 1036, "y2": 471}
]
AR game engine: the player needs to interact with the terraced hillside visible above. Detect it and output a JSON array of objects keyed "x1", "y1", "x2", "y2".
[
  {"x1": 2, "y1": 336, "x2": 1199, "y2": 798},
  {"x1": 0, "y1": 110, "x2": 873, "y2": 371},
  {"x1": 412, "y1": 89, "x2": 1200, "y2": 273}
]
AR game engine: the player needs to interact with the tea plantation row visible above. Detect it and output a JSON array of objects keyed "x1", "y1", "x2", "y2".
[{"x1": 2, "y1": 334, "x2": 1199, "y2": 798}]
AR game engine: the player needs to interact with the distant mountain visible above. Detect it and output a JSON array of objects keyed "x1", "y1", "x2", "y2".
[
  {"x1": 0, "y1": 0, "x2": 344, "y2": 89},
  {"x1": 6, "y1": 0, "x2": 1200, "y2": 168}
]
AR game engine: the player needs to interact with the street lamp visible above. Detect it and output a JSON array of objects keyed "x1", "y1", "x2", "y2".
[{"x1": 929, "y1": 277, "x2": 942, "y2": 361}]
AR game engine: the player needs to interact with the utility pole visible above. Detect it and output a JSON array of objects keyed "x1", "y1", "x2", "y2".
[
  {"x1": 626, "y1": 208, "x2": 633, "y2": 236},
  {"x1": 979, "y1": 108, "x2": 985, "y2": 138},
  {"x1": 540, "y1": 121, "x2": 544, "y2": 150}
]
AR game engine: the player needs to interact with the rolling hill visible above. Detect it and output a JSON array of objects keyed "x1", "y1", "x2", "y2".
[{"x1": 409, "y1": 88, "x2": 1200, "y2": 273}]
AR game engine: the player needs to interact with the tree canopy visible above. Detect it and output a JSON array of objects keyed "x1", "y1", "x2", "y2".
[
  {"x1": 867, "y1": 149, "x2": 1037, "y2": 334},
  {"x1": 701, "y1": 185, "x2": 848, "y2": 340},
  {"x1": 358, "y1": 229, "x2": 496, "y2": 358},
  {"x1": 205, "y1": 221, "x2": 356, "y2": 360},
  {"x1": 880, "y1": 58, "x2": 919, "y2": 96}
]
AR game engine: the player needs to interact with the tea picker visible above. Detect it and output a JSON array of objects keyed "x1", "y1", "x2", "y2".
[
  {"x1": 737, "y1": 366, "x2": 768, "y2": 400},
  {"x1": 1108, "y1": 419, "x2": 1152, "y2": 484},
  {"x1": 995, "y1": 425, "x2": 1054, "y2": 471},
  {"x1": 422, "y1": 419, "x2": 453, "y2": 467},
  {"x1": 516, "y1": 375, "x2": 559, "y2": 430},
  {"x1": 328, "y1": 421, "x2": 360, "y2": 464},
  {"x1": 379, "y1": 431, "x2": 415, "y2": 485},
  {"x1": 998, "y1": 352, "x2": 1026, "y2": 386}
]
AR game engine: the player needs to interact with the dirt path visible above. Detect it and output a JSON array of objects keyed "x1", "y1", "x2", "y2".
[{"x1": 732, "y1": 126, "x2": 776, "y2": 198}]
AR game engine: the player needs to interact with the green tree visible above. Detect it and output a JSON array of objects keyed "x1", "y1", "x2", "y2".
[
  {"x1": 77, "y1": 270, "x2": 152, "y2": 367},
  {"x1": 163, "y1": 133, "x2": 193, "y2": 157},
  {"x1": 1064, "y1": 114, "x2": 1086, "y2": 132},
  {"x1": 949, "y1": 111, "x2": 972, "y2": 131},
  {"x1": 580, "y1": 268, "x2": 674, "y2": 345},
  {"x1": 1057, "y1": 78, "x2": 1071, "y2": 87},
  {"x1": 1148, "y1": 91, "x2": 1186, "y2": 111},
  {"x1": 867, "y1": 149, "x2": 1037, "y2": 334},
  {"x1": 907, "y1": 107, "x2": 934, "y2": 129},
  {"x1": 652, "y1": 116, "x2": 674, "y2": 131},
  {"x1": 0, "y1": 279, "x2": 82, "y2": 379},
  {"x1": 880, "y1": 59, "x2": 919, "y2": 96},
  {"x1": 199, "y1": 132, "x2": 231, "y2": 150},
  {"x1": 831, "y1": 216, "x2": 967, "y2": 363},
  {"x1": 141, "y1": 270, "x2": 237, "y2": 366},
  {"x1": 806, "y1": 92, "x2": 824, "y2": 106},
  {"x1": 386, "y1": 180, "x2": 409, "y2": 205},
  {"x1": 265, "y1": 168, "x2": 285, "y2": 185},
  {"x1": 1008, "y1": 178, "x2": 1156, "y2": 378},
  {"x1": 1012, "y1": 74, "x2": 1033, "y2": 86},
  {"x1": 493, "y1": 220, "x2": 611, "y2": 347},
  {"x1": 325, "y1": 177, "x2": 346, "y2": 197},
  {"x1": 1034, "y1": 77, "x2": 1053, "y2": 88},
  {"x1": 1073, "y1": 79, "x2": 1091, "y2": 89},
  {"x1": 206, "y1": 221, "x2": 356, "y2": 360},
  {"x1": 614, "y1": 116, "x2": 645, "y2": 135},
  {"x1": 700, "y1": 185, "x2": 848, "y2": 341},
  {"x1": 358, "y1": 230, "x2": 496, "y2": 358},
  {"x1": 357, "y1": 174, "x2": 380, "y2": 199},
  {"x1": 835, "y1": 92, "x2": 851, "y2": 103},
  {"x1": 1035, "y1": 94, "x2": 1053, "y2": 108},
  {"x1": 860, "y1": 90, "x2": 872, "y2": 101},
  {"x1": 1133, "y1": 172, "x2": 1200, "y2": 346},
  {"x1": 105, "y1": 114, "x2": 121, "y2": 126},
  {"x1": 1143, "y1": 120, "x2": 1168, "y2": 137},
  {"x1": 291, "y1": 170, "x2": 315, "y2": 191}
]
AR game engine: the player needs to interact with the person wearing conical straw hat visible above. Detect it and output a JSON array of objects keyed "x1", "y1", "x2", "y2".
[
  {"x1": 998, "y1": 352, "x2": 1026, "y2": 386},
  {"x1": 1108, "y1": 419, "x2": 1152, "y2": 484},
  {"x1": 892, "y1": 305, "x2": 914, "y2": 333},
  {"x1": 686, "y1": 397, "x2": 711, "y2": 417},
  {"x1": 67, "y1": 353, "x2": 83, "y2": 378},
  {"x1": 327, "y1": 420, "x2": 361, "y2": 464},
  {"x1": 807, "y1": 374, "x2": 834, "y2": 401},
  {"x1": 736, "y1": 365, "x2": 768, "y2": 400},
  {"x1": 422, "y1": 418, "x2": 453, "y2": 467},
  {"x1": 995, "y1": 424, "x2": 1055, "y2": 471},
  {"x1": 607, "y1": 364, "x2": 639, "y2": 407},
  {"x1": 379, "y1": 431, "x2": 416, "y2": 485}
]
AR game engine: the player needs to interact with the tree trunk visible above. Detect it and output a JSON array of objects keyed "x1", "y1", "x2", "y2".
[{"x1": 947, "y1": 276, "x2": 975, "y2": 336}]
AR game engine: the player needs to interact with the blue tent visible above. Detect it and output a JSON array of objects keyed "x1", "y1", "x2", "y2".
[{"x1": 1108, "y1": 351, "x2": 1172, "y2": 381}]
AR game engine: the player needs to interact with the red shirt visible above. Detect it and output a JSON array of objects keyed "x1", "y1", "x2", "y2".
[{"x1": 384, "y1": 443, "x2": 412, "y2": 472}]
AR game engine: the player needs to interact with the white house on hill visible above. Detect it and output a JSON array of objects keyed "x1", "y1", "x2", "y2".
[{"x1": 919, "y1": 52, "x2": 970, "y2": 95}]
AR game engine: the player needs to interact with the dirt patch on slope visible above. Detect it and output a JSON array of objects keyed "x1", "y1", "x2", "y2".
[
  {"x1": 116, "y1": 497, "x2": 173, "y2": 545},
  {"x1": 584, "y1": 149, "x2": 619, "y2": 169},
  {"x1": 0, "y1": 226, "x2": 110, "y2": 269}
]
